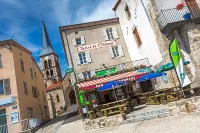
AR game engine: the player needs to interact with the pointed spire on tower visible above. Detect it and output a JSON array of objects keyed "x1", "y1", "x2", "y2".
[{"x1": 40, "y1": 21, "x2": 54, "y2": 56}]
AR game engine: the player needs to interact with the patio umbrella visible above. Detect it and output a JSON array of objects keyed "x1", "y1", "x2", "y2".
[
  {"x1": 137, "y1": 72, "x2": 167, "y2": 82},
  {"x1": 156, "y1": 61, "x2": 190, "y2": 73},
  {"x1": 97, "y1": 81, "x2": 127, "y2": 100}
]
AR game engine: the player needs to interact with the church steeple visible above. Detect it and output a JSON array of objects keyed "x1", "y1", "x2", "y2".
[
  {"x1": 40, "y1": 21, "x2": 54, "y2": 57},
  {"x1": 40, "y1": 21, "x2": 62, "y2": 88}
]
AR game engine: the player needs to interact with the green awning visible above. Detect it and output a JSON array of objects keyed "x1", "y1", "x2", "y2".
[{"x1": 156, "y1": 61, "x2": 190, "y2": 73}]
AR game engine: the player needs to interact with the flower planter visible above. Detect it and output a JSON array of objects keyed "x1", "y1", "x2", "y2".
[
  {"x1": 176, "y1": 6, "x2": 184, "y2": 10},
  {"x1": 176, "y1": 3, "x2": 184, "y2": 10},
  {"x1": 183, "y1": 13, "x2": 192, "y2": 20}
]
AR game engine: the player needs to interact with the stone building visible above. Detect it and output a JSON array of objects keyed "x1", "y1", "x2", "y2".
[
  {"x1": 59, "y1": 18, "x2": 152, "y2": 114},
  {"x1": 146, "y1": 0, "x2": 200, "y2": 88},
  {"x1": 0, "y1": 39, "x2": 49, "y2": 130},
  {"x1": 40, "y1": 22, "x2": 75, "y2": 119},
  {"x1": 46, "y1": 74, "x2": 76, "y2": 119},
  {"x1": 40, "y1": 21, "x2": 62, "y2": 88}
]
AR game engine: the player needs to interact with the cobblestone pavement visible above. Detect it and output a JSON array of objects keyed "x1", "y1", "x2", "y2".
[{"x1": 57, "y1": 113, "x2": 200, "y2": 133}]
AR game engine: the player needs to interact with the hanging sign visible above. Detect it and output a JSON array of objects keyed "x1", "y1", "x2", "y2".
[
  {"x1": 77, "y1": 40, "x2": 117, "y2": 52},
  {"x1": 169, "y1": 39, "x2": 191, "y2": 87}
]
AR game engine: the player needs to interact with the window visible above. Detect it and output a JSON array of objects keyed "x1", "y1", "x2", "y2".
[
  {"x1": 27, "y1": 108, "x2": 33, "y2": 118},
  {"x1": 76, "y1": 51, "x2": 91, "y2": 65},
  {"x1": 75, "y1": 38, "x2": 82, "y2": 45},
  {"x1": 73, "y1": 37, "x2": 85, "y2": 46},
  {"x1": 44, "y1": 61, "x2": 48, "y2": 69},
  {"x1": 0, "y1": 54, "x2": 3, "y2": 68},
  {"x1": 46, "y1": 71, "x2": 50, "y2": 79},
  {"x1": 112, "y1": 46, "x2": 120, "y2": 57},
  {"x1": 56, "y1": 94, "x2": 60, "y2": 103},
  {"x1": 133, "y1": 27, "x2": 142, "y2": 47},
  {"x1": 30, "y1": 68, "x2": 34, "y2": 79},
  {"x1": 110, "y1": 45, "x2": 124, "y2": 58},
  {"x1": 75, "y1": 31, "x2": 78, "y2": 35},
  {"x1": 125, "y1": 4, "x2": 131, "y2": 19},
  {"x1": 23, "y1": 82, "x2": 28, "y2": 95},
  {"x1": 32, "y1": 87, "x2": 37, "y2": 98},
  {"x1": 44, "y1": 106, "x2": 48, "y2": 117},
  {"x1": 0, "y1": 79, "x2": 11, "y2": 95},
  {"x1": 43, "y1": 91, "x2": 46, "y2": 101},
  {"x1": 78, "y1": 52, "x2": 87, "y2": 64},
  {"x1": 106, "y1": 28, "x2": 114, "y2": 40},
  {"x1": 82, "y1": 71, "x2": 91, "y2": 79},
  {"x1": 48, "y1": 59, "x2": 52, "y2": 68},
  {"x1": 20, "y1": 60, "x2": 25, "y2": 72},
  {"x1": 50, "y1": 69, "x2": 54, "y2": 77}
]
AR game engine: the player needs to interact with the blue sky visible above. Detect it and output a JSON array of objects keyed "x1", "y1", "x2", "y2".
[{"x1": 0, "y1": 0, "x2": 116, "y2": 76}]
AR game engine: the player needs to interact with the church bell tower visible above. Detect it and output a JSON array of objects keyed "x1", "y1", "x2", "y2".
[{"x1": 40, "y1": 21, "x2": 62, "y2": 87}]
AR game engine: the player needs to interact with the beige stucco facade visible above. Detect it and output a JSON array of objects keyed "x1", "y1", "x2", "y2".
[
  {"x1": 60, "y1": 18, "x2": 132, "y2": 83},
  {"x1": 0, "y1": 40, "x2": 49, "y2": 127}
]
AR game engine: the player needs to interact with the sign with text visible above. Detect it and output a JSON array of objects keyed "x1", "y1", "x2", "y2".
[
  {"x1": 95, "y1": 67, "x2": 117, "y2": 77},
  {"x1": 77, "y1": 40, "x2": 117, "y2": 52}
]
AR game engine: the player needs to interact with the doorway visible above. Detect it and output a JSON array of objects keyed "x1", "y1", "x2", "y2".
[{"x1": 69, "y1": 90, "x2": 76, "y2": 105}]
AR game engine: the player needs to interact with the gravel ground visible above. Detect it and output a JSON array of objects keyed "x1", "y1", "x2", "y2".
[{"x1": 57, "y1": 113, "x2": 200, "y2": 133}]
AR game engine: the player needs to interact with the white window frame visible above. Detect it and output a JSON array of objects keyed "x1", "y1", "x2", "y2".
[
  {"x1": 73, "y1": 37, "x2": 85, "y2": 46},
  {"x1": 110, "y1": 45, "x2": 124, "y2": 58},
  {"x1": 82, "y1": 71, "x2": 92, "y2": 79},
  {"x1": 76, "y1": 51, "x2": 92, "y2": 65},
  {"x1": 0, "y1": 79, "x2": 11, "y2": 95},
  {"x1": 112, "y1": 46, "x2": 120, "y2": 58},
  {"x1": 78, "y1": 52, "x2": 88, "y2": 64},
  {"x1": 106, "y1": 28, "x2": 115, "y2": 40}
]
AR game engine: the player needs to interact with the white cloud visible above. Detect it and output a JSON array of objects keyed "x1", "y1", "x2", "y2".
[
  {"x1": 80, "y1": 0, "x2": 117, "y2": 23},
  {"x1": 51, "y1": 0, "x2": 71, "y2": 25},
  {"x1": 0, "y1": 25, "x2": 41, "y2": 53}
]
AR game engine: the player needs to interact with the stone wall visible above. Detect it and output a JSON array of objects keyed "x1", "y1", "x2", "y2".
[
  {"x1": 47, "y1": 88, "x2": 66, "y2": 119},
  {"x1": 168, "y1": 96, "x2": 200, "y2": 115},
  {"x1": 83, "y1": 114, "x2": 124, "y2": 130},
  {"x1": 147, "y1": 0, "x2": 180, "y2": 88}
]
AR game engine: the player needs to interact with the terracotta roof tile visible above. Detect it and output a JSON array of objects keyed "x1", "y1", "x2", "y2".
[{"x1": 46, "y1": 82, "x2": 62, "y2": 91}]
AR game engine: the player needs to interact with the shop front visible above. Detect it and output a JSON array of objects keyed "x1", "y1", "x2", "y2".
[{"x1": 77, "y1": 70, "x2": 154, "y2": 118}]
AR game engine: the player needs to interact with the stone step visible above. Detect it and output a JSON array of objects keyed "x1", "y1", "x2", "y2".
[
  {"x1": 126, "y1": 108, "x2": 170, "y2": 119},
  {"x1": 124, "y1": 112, "x2": 170, "y2": 124}
]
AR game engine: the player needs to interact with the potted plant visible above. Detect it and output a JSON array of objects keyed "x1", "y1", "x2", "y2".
[{"x1": 176, "y1": 2, "x2": 184, "y2": 10}]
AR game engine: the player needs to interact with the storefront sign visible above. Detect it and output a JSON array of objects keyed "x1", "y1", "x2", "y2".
[
  {"x1": 77, "y1": 40, "x2": 117, "y2": 52},
  {"x1": 95, "y1": 67, "x2": 117, "y2": 77},
  {"x1": 137, "y1": 68, "x2": 152, "y2": 73}
]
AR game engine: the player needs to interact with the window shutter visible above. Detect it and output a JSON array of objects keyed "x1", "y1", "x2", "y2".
[
  {"x1": 81, "y1": 37, "x2": 85, "y2": 45},
  {"x1": 0, "y1": 54, "x2": 2, "y2": 68},
  {"x1": 75, "y1": 53, "x2": 81, "y2": 65},
  {"x1": 109, "y1": 47, "x2": 115, "y2": 58},
  {"x1": 91, "y1": 70, "x2": 96, "y2": 77},
  {"x1": 72, "y1": 38, "x2": 76, "y2": 46},
  {"x1": 85, "y1": 51, "x2": 92, "y2": 63},
  {"x1": 4, "y1": 78, "x2": 11, "y2": 94},
  {"x1": 78, "y1": 73, "x2": 84, "y2": 80},
  {"x1": 103, "y1": 29, "x2": 109, "y2": 40},
  {"x1": 112, "y1": 27, "x2": 119, "y2": 39},
  {"x1": 118, "y1": 45, "x2": 124, "y2": 57}
]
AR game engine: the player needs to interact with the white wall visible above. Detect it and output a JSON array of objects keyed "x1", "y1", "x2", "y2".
[{"x1": 114, "y1": 0, "x2": 162, "y2": 66}]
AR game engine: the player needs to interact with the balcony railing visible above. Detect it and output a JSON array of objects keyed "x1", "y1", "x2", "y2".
[
  {"x1": 76, "y1": 58, "x2": 151, "y2": 82},
  {"x1": 156, "y1": 4, "x2": 200, "y2": 32}
]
